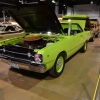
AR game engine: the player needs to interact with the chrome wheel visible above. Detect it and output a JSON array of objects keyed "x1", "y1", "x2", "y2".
[
  {"x1": 49, "y1": 53, "x2": 65, "y2": 77},
  {"x1": 56, "y1": 56, "x2": 64, "y2": 73}
]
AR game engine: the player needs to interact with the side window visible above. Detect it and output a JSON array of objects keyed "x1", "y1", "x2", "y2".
[
  {"x1": 14, "y1": 25, "x2": 22, "y2": 31},
  {"x1": 5, "y1": 26, "x2": 15, "y2": 31},
  {"x1": 70, "y1": 24, "x2": 83, "y2": 35}
]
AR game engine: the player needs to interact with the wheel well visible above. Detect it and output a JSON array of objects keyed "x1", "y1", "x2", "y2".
[{"x1": 60, "y1": 51, "x2": 67, "y2": 59}]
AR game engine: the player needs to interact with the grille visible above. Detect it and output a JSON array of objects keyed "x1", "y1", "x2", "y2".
[
  {"x1": 1, "y1": 45, "x2": 36, "y2": 64},
  {"x1": 5, "y1": 45, "x2": 30, "y2": 53}
]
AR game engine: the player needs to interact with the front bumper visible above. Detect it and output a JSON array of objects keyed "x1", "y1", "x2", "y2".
[{"x1": 1, "y1": 58, "x2": 46, "y2": 73}]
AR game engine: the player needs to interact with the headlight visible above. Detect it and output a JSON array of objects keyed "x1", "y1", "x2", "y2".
[{"x1": 34, "y1": 53, "x2": 42, "y2": 63}]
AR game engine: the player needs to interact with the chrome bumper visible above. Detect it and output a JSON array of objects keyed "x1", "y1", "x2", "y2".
[{"x1": 1, "y1": 58, "x2": 46, "y2": 73}]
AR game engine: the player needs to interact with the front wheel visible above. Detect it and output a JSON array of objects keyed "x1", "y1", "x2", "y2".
[
  {"x1": 80, "y1": 42, "x2": 87, "y2": 53},
  {"x1": 49, "y1": 53, "x2": 65, "y2": 78}
]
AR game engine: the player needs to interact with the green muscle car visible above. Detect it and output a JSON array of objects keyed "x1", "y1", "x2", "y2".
[
  {"x1": 0, "y1": 1, "x2": 91, "y2": 77},
  {"x1": 62, "y1": 14, "x2": 94, "y2": 42}
]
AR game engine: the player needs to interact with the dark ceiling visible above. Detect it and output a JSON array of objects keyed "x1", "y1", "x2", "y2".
[
  {"x1": 0, "y1": 0, "x2": 100, "y2": 7},
  {"x1": 0, "y1": 0, "x2": 100, "y2": 18},
  {"x1": 59, "y1": 0, "x2": 100, "y2": 6}
]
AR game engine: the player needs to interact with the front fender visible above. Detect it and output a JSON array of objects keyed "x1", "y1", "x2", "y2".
[{"x1": 37, "y1": 40, "x2": 68, "y2": 70}]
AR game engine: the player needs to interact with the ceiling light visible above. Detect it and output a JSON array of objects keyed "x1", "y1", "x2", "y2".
[
  {"x1": 52, "y1": 0, "x2": 55, "y2": 3},
  {"x1": 90, "y1": 1, "x2": 93, "y2": 4},
  {"x1": 19, "y1": 0, "x2": 24, "y2": 4},
  {"x1": 68, "y1": 19, "x2": 71, "y2": 22}
]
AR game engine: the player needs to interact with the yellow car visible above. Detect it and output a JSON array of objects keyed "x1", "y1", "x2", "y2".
[{"x1": 90, "y1": 19, "x2": 99, "y2": 38}]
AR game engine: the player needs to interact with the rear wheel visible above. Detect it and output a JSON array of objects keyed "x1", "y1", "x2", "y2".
[
  {"x1": 89, "y1": 37, "x2": 94, "y2": 42},
  {"x1": 80, "y1": 42, "x2": 87, "y2": 53},
  {"x1": 49, "y1": 53, "x2": 65, "y2": 77},
  {"x1": 95, "y1": 34, "x2": 98, "y2": 38}
]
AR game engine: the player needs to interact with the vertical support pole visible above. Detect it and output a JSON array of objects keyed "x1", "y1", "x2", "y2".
[
  {"x1": 66, "y1": 6, "x2": 67, "y2": 15},
  {"x1": 71, "y1": 7, "x2": 74, "y2": 15},
  {"x1": 9, "y1": 16, "x2": 12, "y2": 23},
  {"x1": 55, "y1": 2, "x2": 59, "y2": 16},
  {"x1": 2, "y1": 10, "x2": 5, "y2": 23},
  {"x1": 99, "y1": 5, "x2": 100, "y2": 17}
]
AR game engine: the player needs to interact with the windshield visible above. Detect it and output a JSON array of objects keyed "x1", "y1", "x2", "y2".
[
  {"x1": 27, "y1": 30, "x2": 61, "y2": 36},
  {"x1": 60, "y1": 23, "x2": 69, "y2": 35},
  {"x1": 61, "y1": 23, "x2": 69, "y2": 29}
]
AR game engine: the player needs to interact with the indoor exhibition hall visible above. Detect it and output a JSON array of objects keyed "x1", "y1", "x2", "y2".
[{"x1": 0, "y1": 0, "x2": 99, "y2": 100}]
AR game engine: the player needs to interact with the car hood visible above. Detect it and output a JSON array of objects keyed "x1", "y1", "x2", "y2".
[{"x1": 3, "y1": 1, "x2": 63, "y2": 34}]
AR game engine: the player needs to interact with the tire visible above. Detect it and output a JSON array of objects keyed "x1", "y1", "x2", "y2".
[
  {"x1": 80, "y1": 42, "x2": 87, "y2": 53},
  {"x1": 49, "y1": 53, "x2": 65, "y2": 78},
  {"x1": 89, "y1": 37, "x2": 94, "y2": 42},
  {"x1": 95, "y1": 35, "x2": 98, "y2": 38}
]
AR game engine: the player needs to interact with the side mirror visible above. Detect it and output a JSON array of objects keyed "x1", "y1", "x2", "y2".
[{"x1": 84, "y1": 28, "x2": 90, "y2": 31}]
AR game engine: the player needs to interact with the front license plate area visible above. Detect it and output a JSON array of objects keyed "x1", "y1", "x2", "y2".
[{"x1": 9, "y1": 61, "x2": 19, "y2": 69}]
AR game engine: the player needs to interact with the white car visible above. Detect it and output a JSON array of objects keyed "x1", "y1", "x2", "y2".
[{"x1": 0, "y1": 23, "x2": 24, "y2": 40}]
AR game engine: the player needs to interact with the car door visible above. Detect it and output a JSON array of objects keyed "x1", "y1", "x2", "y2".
[
  {"x1": 61, "y1": 23, "x2": 83, "y2": 57},
  {"x1": 69, "y1": 23, "x2": 83, "y2": 53}
]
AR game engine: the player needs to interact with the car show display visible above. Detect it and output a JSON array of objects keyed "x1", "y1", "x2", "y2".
[
  {"x1": 0, "y1": 1, "x2": 91, "y2": 77},
  {"x1": 0, "y1": 0, "x2": 100, "y2": 100}
]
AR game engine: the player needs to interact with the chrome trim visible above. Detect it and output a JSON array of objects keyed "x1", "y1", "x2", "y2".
[
  {"x1": 1, "y1": 58, "x2": 46, "y2": 73},
  {"x1": 1, "y1": 54, "x2": 42, "y2": 65},
  {"x1": 2, "y1": 54, "x2": 31, "y2": 61},
  {"x1": 3, "y1": 49, "x2": 28, "y2": 56}
]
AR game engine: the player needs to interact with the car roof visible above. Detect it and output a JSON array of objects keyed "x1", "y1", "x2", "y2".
[{"x1": 63, "y1": 14, "x2": 88, "y2": 19}]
